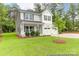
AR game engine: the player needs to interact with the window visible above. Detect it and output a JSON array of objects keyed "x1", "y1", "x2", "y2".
[
  {"x1": 44, "y1": 15, "x2": 51, "y2": 21},
  {"x1": 44, "y1": 28, "x2": 47, "y2": 29},
  {"x1": 44, "y1": 28, "x2": 50, "y2": 29},
  {"x1": 25, "y1": 13, "x2": 34, "y2": 20},
  {"x1": 48, "y1": 16, "x2": 51, "y2": 21},
  {"x1": 24, "y1": 26, "x2": 34, "y2": 32},
  {"x1": 24, "y1": 26, "x2": 29, "y2": 32},
  {"x1": 29, "y1": 14, "x2": 34, "y2": 20},
  {"x1": 44, "y1": 15, "x2": 47, "y2": 20},
  {"x1": 30, "y1": 26, "x2": 34, "y2": 31},
  {"x1": 25, "y1": 14, "x2": 28, "y2": 19},
  {"x1": 48, "y1": 28, "x2": 50, "y2": 29}
]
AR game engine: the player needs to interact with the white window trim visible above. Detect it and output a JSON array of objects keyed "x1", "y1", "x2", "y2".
[
  {"x1": 25, "y1": 13, "x2": 34, "y2": 20},
  {"x1": 44, "y1": 15, "x2": 51, "y2": 21}
]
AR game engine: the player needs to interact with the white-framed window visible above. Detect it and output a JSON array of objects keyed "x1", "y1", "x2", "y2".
[
  {"x1": 29, "y1": 14, "x2": 34, "y2": 20},
  {"x1": 25, "y1": 13, "x2": 34, "y2": 20},
  {"x1": 44, "y1": 27, "x2": 50, "y2": 29},
  {"x1": 44, "y1": 15, "x2": 51, "y2": 21},
  {"x1": 44, "y1": 15, "x2": 47, "y2": 20},
  {"x1": 44, "y1": 28, "x2": 47, "y2": 29},
  {"x1": 25, "y1": 14, "x2": 28, "y2": 19},
  {"x1": 48, "y1": 16, "x2": 51, "y2": 21}
]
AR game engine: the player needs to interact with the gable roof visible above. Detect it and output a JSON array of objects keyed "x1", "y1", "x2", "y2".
[
  {"x1": 18, "y1": 8, "x2": 52, "y2": 15},
  {"x1": 42, "y1": 8, "x2": 52, "y2": 15},
  {"x1": 18, "y1": 9, "x2": 42, "y2": 15}
]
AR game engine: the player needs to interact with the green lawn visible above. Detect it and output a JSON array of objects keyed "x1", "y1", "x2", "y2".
[{"x1": 0, "y1": 33, "x2": 79, "y2": 56}]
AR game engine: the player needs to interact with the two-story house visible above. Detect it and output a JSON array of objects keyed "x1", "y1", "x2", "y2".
[{"x1": 12, "y1": 9, "x2": 58, "y2": 37}]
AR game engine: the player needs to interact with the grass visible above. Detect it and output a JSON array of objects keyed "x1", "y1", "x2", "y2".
[{"x1": 0, "y1": 33, "x2": 79, "y2": 56}]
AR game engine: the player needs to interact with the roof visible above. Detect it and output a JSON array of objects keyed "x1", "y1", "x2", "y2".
[
  {"x1": 21, "y1": 20, "x2": 43, "y2": 25},
  {"x1": 18, "y1": 9, "x2": 42, "y2": 15},
  {"x1": 10, "y1": 8, "x2": 52, "y2": 16}
]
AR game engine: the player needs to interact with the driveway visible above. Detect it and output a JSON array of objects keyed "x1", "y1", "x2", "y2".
[{"x1": 53, "y1": 33, "x2": 79, "y2": 38}]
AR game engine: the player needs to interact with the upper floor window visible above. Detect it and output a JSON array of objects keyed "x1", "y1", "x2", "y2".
[
  {"x1": 25, "y1": 13, "x2": 34, "y2": 20},
  {"x1": 25, "y1": 14, "x2": 28, "y2": 19},
  {"x1": 48, "y1": 16, "x2": 51, "y2": 21},
  {"x1": 29, "y1": 14, "x2": 34, "y2": 20},
  {"x1": 44, "y1": 15, "x2": 47, "y2": 20},
  {"x1": 44, "y1": 15, "x2": 51, "y2": 21}
]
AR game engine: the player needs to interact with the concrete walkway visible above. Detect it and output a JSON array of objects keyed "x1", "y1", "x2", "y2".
[{"x1": 53, "y1": 33, "x2": 79, "y2": 38}]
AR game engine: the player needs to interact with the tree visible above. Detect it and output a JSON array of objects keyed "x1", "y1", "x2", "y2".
[
  {"x1": 75, "y1": 4, "x2": 79, "y2": 31},
  {"x1": 63, "y1": 12, "x2": 73, "y2": 32},
  {"x1": 0, "y1": 3, "x2": 20, "y2": 33},
  {"x1": 54, "y1": 11, "x2": 65, "y2": 33},
  {"x1": 2, "y1": 18, "x2": 15, "y2": 32},
  {"x1": 0, "y1": 3, "x2": 8, "y2": 33},
  {"x1": 6, "y1": 3, "x2": 20, "y2": 20},
  {"x1": 68, "y1": 4, "x2": 76, "y2": 31},
  {"x1": 34, "y1": 3, "x2": 44, "y2": 13}
]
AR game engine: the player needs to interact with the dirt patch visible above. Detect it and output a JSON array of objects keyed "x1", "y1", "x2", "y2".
[{"x1": 53, "y1": 39, "x2": 66, "y2": 44}]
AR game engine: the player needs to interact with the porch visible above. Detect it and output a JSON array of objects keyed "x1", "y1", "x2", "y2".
[{"x1": 20, "y1": 21, "x2": 43, "y2": 37}]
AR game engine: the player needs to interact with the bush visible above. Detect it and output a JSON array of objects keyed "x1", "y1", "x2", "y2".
[
  {"x1": 25, "y1": 31, "x2": 29, "y2": 36},
  {"x1": 25, "y1": 31, "x2": 40, "y2": 37},
  {"x1": 35, "y1": 31, "x2": 40, "y2": 36},
  {"x1": 31, "y1": 31, "x2": 35, "y2": 36}
]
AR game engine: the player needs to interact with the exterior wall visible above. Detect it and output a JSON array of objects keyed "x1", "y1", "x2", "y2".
[
  {"x1": 16, "y1": 12, "x2": 21, "y2": 35},
  {"x1": 20, "y1": 22, "x2": 26, "y2": 37},
  {"x1": 20, "y1": 12, "x2": 41, "y2": 21},
  {"x1": 42, "y1": 10, "x2": 52, "y2": 24},
  {"x1": 41, "y1": 9, "x2": 58, "y2": 35},
  {"x1": 42, "y1": 24, "x2": 52, "y2": 35},
  {"x1": 20, "y1": 12, "x2": 24, "y2": 20},
  {"x1": 34, "y1": 14, "x2": 41, "y2": 21},
  {"x1": 41, "y1": 10, "x2": 53, "y2": 35},
  {"x1": 51, "y1": 27, "x2": 58, "y2": 35}
]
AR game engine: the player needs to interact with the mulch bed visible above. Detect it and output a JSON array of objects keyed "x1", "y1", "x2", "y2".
[
  {"x1": 16, "y1": 35, "x2": 32, "y2": 38},
  {"x1": 53, "y1": 39, "x2": 66, "y2": 44}
]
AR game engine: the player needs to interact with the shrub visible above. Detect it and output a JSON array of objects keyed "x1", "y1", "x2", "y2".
[
  {"x1": 25, "y1": 31, "x2": 40, "y2": 37},
  {"x1": 25, "y1": 31, "x2": 29, "y2": 36},
  {"x1": 31, "y1": 31, "x2": 35, "y2": 36},
  {"x1": 35, "y1": 31, "x2": 40, "y2": 36}
]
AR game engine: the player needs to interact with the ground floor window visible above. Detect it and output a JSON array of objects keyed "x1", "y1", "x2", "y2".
[
  {"x1": 30, "y1": 26, "x2": 34, "y2": 31},
  {"x1": 24, "y1": 26, "x2": 34, "y2": 32}
]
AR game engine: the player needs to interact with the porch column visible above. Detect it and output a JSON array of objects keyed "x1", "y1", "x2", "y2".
[
  {"x1": 28, "y1": 26, "x2": 30, "y2": 33},
  {"x1": 20, "y1": 23, "x2": 26, "y2": 37},
  {"x1": 37, "y1": 25, "x2": 38, "y2": 31},
  {"x1": 34, "y1": 25, "x2": 37, "y2": 31}
]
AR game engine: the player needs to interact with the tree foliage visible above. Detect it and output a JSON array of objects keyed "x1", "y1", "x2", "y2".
[
  {"x1": 54, "y1": 11, "x2": 65, "y2": 33},
  {"x1": 0, "y1": 3, "x2": 20, "y2": 33}
]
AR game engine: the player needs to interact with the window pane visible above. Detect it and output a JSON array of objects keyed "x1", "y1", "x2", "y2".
[
  {"x1": 30, "y1": 26, "x2": 34, "y2": 31},
  {"x1": 44, "y1": 15, "x2": 47, "y2": 20},
  {"x1": 30, "y1": 14, "x2": 34, "y2": 20},
  {"x1": 25, "y1": 14, "x2": 28, "y2": 19},
  {"x1": 44, "y1": 28, "x2": 47, "y2": 29},
  {"x1": 24, "y1": 26, "x2": 29, "y2": 32},
  {"x1": 48, "y1": 16, "x2": 51, "y2": 21}
]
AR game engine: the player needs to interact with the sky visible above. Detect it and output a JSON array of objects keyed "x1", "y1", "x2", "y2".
[
  {"x1": 64, "y1": 3, "x2": 70, "y2": 12},
  {"x1": 17, "y1": 3, "x2": 34, "y2": 10},
  {"x1": 17, "y1": 3, "x2": 70, "y2": 12}
]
